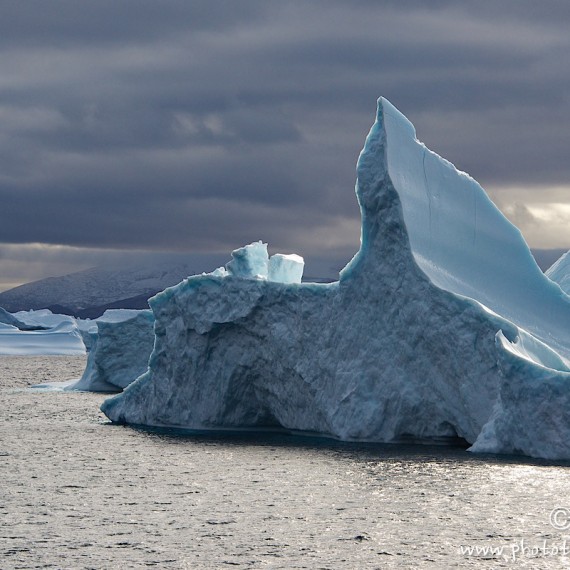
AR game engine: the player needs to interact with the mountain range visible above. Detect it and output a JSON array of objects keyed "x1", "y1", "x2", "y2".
[
  {"x1": 0, "y1": 249, "x2": 564, "y2": 318},
  {"x1": 0, "y1": 262, "x2": 214, "y2": 318}
]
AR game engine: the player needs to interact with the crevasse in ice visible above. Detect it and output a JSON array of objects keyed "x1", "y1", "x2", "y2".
[{"x1": 101, "y1": 98, "x2": 570, "y2": 460}]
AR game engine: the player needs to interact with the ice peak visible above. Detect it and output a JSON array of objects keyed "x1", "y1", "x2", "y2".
[
  {"x1": 351, "y1": 95, "x2": 570, "y2": 357},
  {"x1": 225, "y1": 241, "x2": 269, "y2": 279}
]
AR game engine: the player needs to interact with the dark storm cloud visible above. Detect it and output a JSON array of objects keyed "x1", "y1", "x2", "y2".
[
  {"x1": 0, "y1": 1, "x2": 269, "y2": 47},
  {"x1": 1, "y1": 0, "x2": 569, "y2": 287}
]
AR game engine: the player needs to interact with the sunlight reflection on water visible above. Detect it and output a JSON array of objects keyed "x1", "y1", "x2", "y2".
[{"x1": 2, "y1": 356, "x2": 570, "y2": 569}]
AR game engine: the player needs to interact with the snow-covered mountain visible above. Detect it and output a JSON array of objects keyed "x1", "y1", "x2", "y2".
[
  {"x1": 0, "y1": 246, "x2": 559, "y2": 320},
  {"x1": 0, "y1": 259, "x2": 226, "y2": 316},
  {"x1": 0, "y1": 253, "x2": 340, "y2": 317}
]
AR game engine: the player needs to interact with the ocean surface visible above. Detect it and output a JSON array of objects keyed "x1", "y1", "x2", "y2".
[{"x1": 2, "y1": 355, "x2": 570, "y2": 569}]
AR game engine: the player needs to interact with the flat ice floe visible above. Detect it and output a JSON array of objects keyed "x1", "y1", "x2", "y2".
[{"x1": 102, "y1": 98, "x2": 570, "y2": 460}]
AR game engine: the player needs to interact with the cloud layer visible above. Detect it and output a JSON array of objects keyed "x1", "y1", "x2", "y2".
[{"x1": 2, "y1": 1, "x2": 569, "y2": 288}]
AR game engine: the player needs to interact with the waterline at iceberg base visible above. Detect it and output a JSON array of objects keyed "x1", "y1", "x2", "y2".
[{"x1": 102, "y1": 98, "x2": 570, "y2": 460}]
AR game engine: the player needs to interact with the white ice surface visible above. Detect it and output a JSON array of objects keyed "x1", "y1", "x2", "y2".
[
  {"x1": 102, "y1": 98, "x2": 570, "y2": 460},
  {"x1": 268, "y1": 254, "x2": 304, "y2": 284}
]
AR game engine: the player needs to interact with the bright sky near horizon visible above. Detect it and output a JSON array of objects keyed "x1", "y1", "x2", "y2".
[{"x1": 1, "y1": 1, "x2": 569, "y2": 291}]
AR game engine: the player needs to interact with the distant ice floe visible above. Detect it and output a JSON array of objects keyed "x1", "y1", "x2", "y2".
[
  {"x1": 0, "y1": 320, "x2": 86, "y2": 356},
  {"x1": 13, "y1": 309, "x2": 79, "y2": 329}
]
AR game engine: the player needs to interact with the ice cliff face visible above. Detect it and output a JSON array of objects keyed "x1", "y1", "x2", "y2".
[
  {"x1": 69, "y1": 310, "x2": 155, "y2": 392},
  {"x1": 102, "y1": 98, "x2": 570, "y2": 460}
]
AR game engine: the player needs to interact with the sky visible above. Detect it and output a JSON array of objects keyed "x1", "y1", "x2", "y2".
[{"x1": 1, "y1": 0, "x2": 569, "y2": 291}]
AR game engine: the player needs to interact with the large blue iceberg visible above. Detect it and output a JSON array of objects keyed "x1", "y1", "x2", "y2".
[{"x1": 102, "y1": 98, "x2": 570, "y2": 460}]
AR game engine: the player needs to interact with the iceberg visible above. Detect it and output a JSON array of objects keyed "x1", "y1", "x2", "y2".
[
  {"x1": 13, "y1": 308, "x2": 78, "y2": 329},
  {"x1": 14, "y1": 308, "x2": 98, "y2": 349},
  {"x1": 223, "y1": 242, "x2": 305, "y2": 283},
  {"x1": 225, "y1": 241, "x2": 269, "y2": 279},
  {"x1": 546, "y1": 250, "x2": 570, "y2": 296},
  {"x1": 268, "y1": 254, "x2": 304, "y2": 284},
  {"x1": 0, "y1": 320, "x2": 86, "y2": 356},
  {"x1": 102, "y1": 98, "x2": 570, "y2": 460},
  {"x1": 68, "y1": 310, "x2": 155, "y2": 392},
  {"x1": 0, "y1": 307, "x2": 47, "y2": 331}
]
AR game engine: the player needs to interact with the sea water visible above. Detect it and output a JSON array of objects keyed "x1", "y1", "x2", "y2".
[{"x1": 1, "y1": 356, "x2": 570, "y2": 569}]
